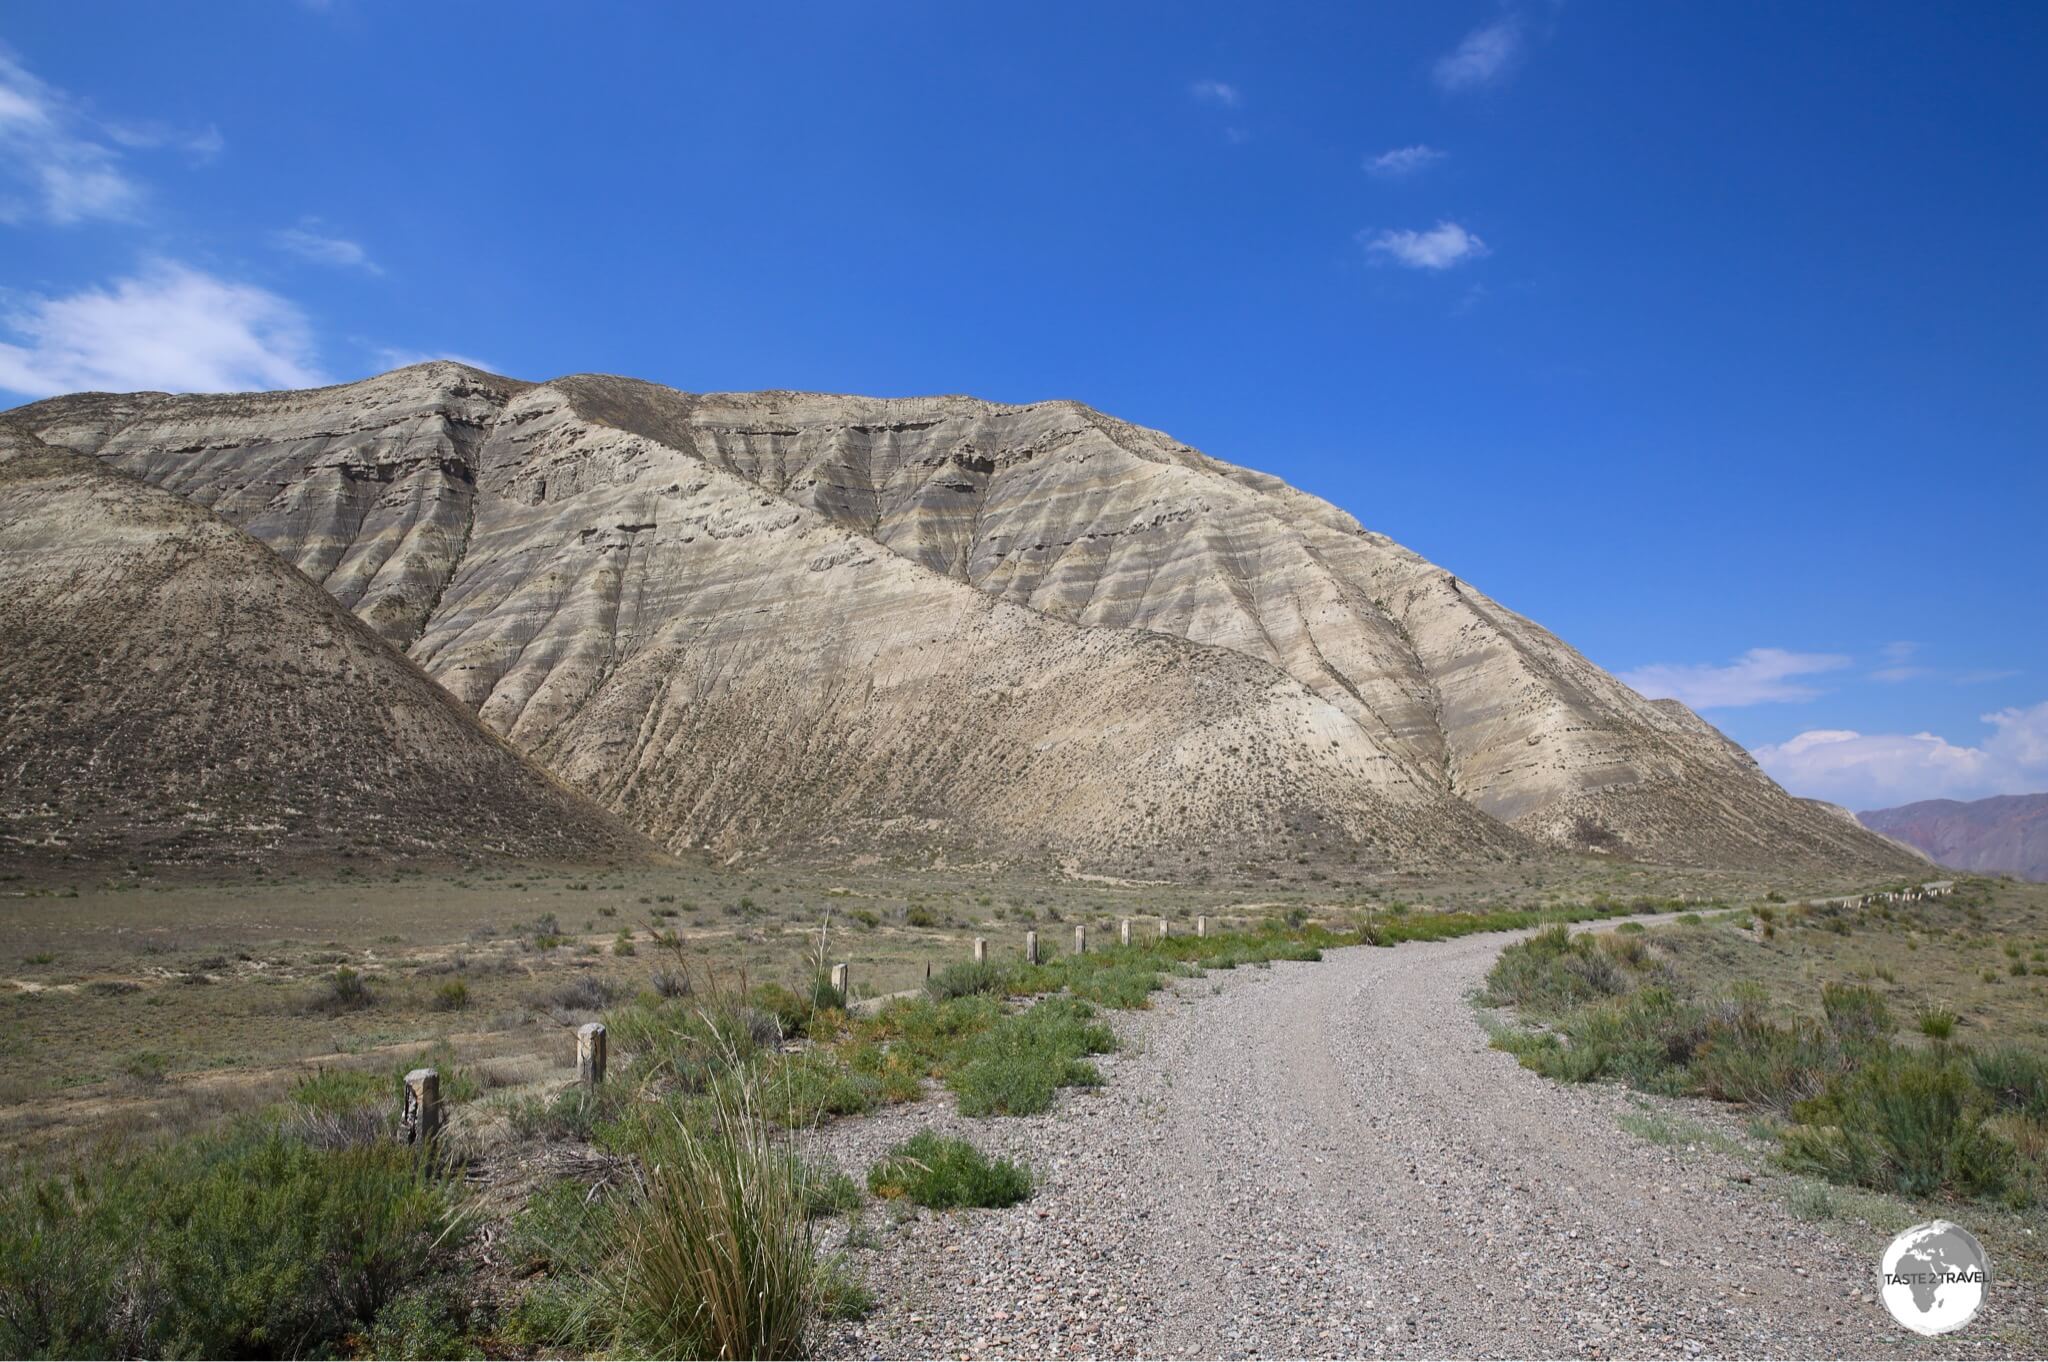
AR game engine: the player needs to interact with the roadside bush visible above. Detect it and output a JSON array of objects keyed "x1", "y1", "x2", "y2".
[
  {"x1": 866, "y1": 1131, "x2": 1032, "y2": 1209},
  {"x1": 949, "y1": 997, "x2": 1113, "y2": 1117},
  {"x1": 0, "y1": 1124, "x2": 465, "y2": 1358},
  {"x1": 1819, "y1": 982, "x2": 1893, "y2": 1042},
  {"x1": 926, "y1": 960, "x2": 1008, "y2": 1001},
  {"x1": 1972, "y1": 1046, "x2": 2048, "y2": 1120},
  {"x1": 1786, "y1": 1052, "x2": 2014, "y2": 1200},
  {"x1": 1482, "y1": 926, "x2": 1634, "y2": 1014}
]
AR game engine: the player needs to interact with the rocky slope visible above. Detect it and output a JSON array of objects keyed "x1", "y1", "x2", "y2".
[
  {"x1": 1860, "y1": 794, "x2": 2048, "y2": 882},
  {"x1": 0, "y1": 423, "x2": 652, "y2": 869},
  {"x1": 9, "y1": 365, "x2": 1919, "y2": 873}
]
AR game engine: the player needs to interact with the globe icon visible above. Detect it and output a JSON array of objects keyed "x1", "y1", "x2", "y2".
[{"x1": 1880, "y1": 1220, "x2": 1989, "y2": 1336}]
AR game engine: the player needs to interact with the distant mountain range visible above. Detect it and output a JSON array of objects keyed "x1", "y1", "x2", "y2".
[
  {"x1": 2, "y1": 363, "x2": 1921, "y2": 876},
  {"x1": 1859, "y1": 794, "x2": 2048, "y2": 882}
]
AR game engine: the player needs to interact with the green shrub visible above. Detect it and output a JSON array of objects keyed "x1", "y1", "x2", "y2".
[
  {"x1": 1820, "y1": 982, "x2": 1893, "y2": 1041},
  {"x1": 432, "y1": 979, "x2": 471, "y2": 1011},
  {"x1": 304, "y1": 965, "x2": 374, "y2": 1013},
  {"x1": 0, "y1": 1124, "x2": 464, "y2": 1358},
  {"x1": 1786, "y1": 1053, "x2": 2014, "y2": 1199},
  {"x1": 949, "y1": 997, "x2": 1113, "y2": 1117},
  {"x1": 1971, "y1": 1046, "x2": 2048, "y2": 1119},
  {"x1": 866, "y1": 1131, "x2": 1032, "y2": 1209},
  {"x1": 926, "y1": 960, "x2": 1008, "y2": 1001}
]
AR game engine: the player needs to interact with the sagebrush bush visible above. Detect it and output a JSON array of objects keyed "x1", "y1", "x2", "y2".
[
  {"x1": 867, "y1": 1131, "x2": 1032, "y2": 1209},
  {"x1": 926, "y1": 959, "x2": 1008, "y2": 1001},
  {"x1": 1786, "y1": 1052, "x2": 2014, "y2": 1200},
  {"x1": 949, "y1": 997, "x2": 1113, "y2": 1117},
  {"x1": 0, "y1": 1124, "x2": 464, "y2": 1358}
]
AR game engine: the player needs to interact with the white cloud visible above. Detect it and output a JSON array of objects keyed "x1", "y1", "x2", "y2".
[
  {"x1": 1189, "y1": 79, "x2": 1241, "y2": 107},
  {"x1": 1366, "y1": 144, "x2": 1446, "y2": 177},
  {"x1": 0, "y1": 260, "x2": 325, "y2": 397},
  {"x1": 273, "y1": 219, "x2": 380, "y2": 273},
  {"x1": 1433, "y1": 18, "x2": 1523, "y2": 92},
  {"x1": 370, "y1": 346, "x2": 497, "y2": 374},
  {"x1": 0, "y1": 47, "x2": 147, "y2": 224},
  {"x1": 1754, "y1": 700, "x2": 2048, "y2": 809},
  {"x1": 1361, "y1": 220, "x2": 1489, "y2": 270},
  {"x1": 1618, "y1": 647, "x2": 1852, "y2": 709}
]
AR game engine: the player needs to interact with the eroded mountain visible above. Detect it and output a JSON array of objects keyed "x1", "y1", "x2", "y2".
[{"x1": 9, "y1": 365, "x2": 1917, "y2": 873}]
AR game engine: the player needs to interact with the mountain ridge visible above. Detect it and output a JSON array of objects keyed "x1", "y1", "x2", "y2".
[
  {"x1": 7, "y1": 364, "x2": 1920, "y2": 875},
  {"x1": 1859, "y1": 794, "x2": 2048, "y2": 882}
]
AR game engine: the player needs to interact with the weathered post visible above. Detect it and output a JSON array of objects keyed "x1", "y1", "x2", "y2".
[
  {"x1": 577, "y1": 1022, "x2": 607, "y2": 1089},
  {"x1": 1120, "y1": 918, "x2": 1133, "y2": 947},
  {"x1": 1074, "y1": 924, "x2": 1088, "y2": 954},
  {"x1": 1024, "y1": 929, "x2": 1039, "y2": 965},
  {"x1": 830, "y1": 962, "x2": 850, "y2": 999},
  {"x1": 400, "y1": 1068, "x2": 442, "y2": 1147},
  {"x1": 973, "y1": 937, "x2": 988, "y2": 964},
  {"x1": 1197, "y1": 915, "x2": 1208, "y2": 938}
]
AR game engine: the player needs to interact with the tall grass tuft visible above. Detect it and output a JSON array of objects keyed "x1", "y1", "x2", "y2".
[{"x1": 612, "y1": 1075, "x2": 821, "y2": 1360}]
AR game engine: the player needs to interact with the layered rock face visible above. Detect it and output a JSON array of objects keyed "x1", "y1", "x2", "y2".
[
  {"x1": 0, "y1": 423, "x2": 652, "y2": 868},
  {"x1": 10, "y1": 365, "x2": 1918, "y2": 872}
]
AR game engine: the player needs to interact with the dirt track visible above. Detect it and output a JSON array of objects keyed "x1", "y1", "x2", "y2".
[{"x1": 820, "y1": 921, "x2": 2023, "y2": 1358}]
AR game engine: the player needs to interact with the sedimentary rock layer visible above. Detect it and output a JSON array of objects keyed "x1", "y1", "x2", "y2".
[
  {"x1": 0, "y1": 423, "x2": 651, "y2": 868},
  {"x1": 10, "y1": 366, "x2": 1920, "y2": 872}
]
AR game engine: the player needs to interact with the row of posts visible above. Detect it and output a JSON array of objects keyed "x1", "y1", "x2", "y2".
[
  {"x1": 398, "y1": 1019, "x2": 609, "y2": 1147},
  {"x1": 400, "y1": 912, "x2": 1222, "y2": 1140}
]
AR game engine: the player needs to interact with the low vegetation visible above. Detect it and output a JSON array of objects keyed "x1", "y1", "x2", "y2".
[
  {"x1": 0, "y1": 869, "x2": 1752, "y2": 1359},
  {"x1": 868, "y1": 1131, "x2": 1033, "y2": 1208},
  {"x1": 1481, "y1": 886, "x2": 2048, "y2": 1211}
]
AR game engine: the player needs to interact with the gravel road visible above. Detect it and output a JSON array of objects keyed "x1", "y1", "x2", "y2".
[{"x1": 815, "y1": 924, "x2": 2025, "y2": 1358}]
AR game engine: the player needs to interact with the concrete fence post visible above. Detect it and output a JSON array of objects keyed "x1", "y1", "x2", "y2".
[
  {"x1": 973, "y1": 937, "x2": 988, "y2": 964},
  {"x1": 1025, "y1": 929, "x2": 1039, "y2": 965},
  {"x1": 1120, "y1": 918, "x2": 1133, "y2": 947},
  {"x1": 1197, "y1": 915, "x2": 1208, "y2": 938},
  {"x1": 400, "y1": 1068, "x2": 442, "y2": 1147},
  {"x1": 830, "y1": 962, "x2": 850, "y2": 999},
  {"x1": 577, "y1": 1022, "x2": 607, "y2": 1088},
  {"x1": 1074, "y1": 924, "x2": 1088, "y2": 954}
]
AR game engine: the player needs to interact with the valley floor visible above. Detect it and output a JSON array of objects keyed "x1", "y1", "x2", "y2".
[{"x1": 815, "y1": 917, "x2": 2043, "y2": 1359}]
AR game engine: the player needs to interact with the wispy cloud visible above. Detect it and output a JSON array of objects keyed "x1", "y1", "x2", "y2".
[
  {"x1": 1433, "y1": 18, "x2": 1523, "y2": 93},
  {"x1": 0, "y1": 45, "x2": 218, "y2": 226},
  {"x1": 1754, "y1": 699, "x2": 2048, "y2": 809},
  {"x1": 1869, "y1": 639, "x2": 1930, "y2": 683},
  {"x1": 1188, "y1": 79, "x2": 1241, "y2": 108},
  {"x1": 1366, "y1": 144, "x2": 1446, "y2": 178},
  {"x1": 1360, "y1": 220, "x2": 1489, "y2": 270},
  {"x1": 0, "y1": 260, "x2": 325, "y2": 397},
  {"x1": 273, "y1": 218, "x2": 380, "y2": 273},
  {"x1": 1618, "y1": 647, "x2": 1852, "y2": 709},
  {"x1": 0, "y1": 49, "x2": 140, "y2": 224}
]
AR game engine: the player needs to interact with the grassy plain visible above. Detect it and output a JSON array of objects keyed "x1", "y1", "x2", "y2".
[{"x1": 0, "y1": 851, "x2": 1888, "y2": 1152}]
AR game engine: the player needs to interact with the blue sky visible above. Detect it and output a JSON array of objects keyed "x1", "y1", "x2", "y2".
[{"x1": 2, "y1": 2, "x2": 2043, "y2": 811}]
